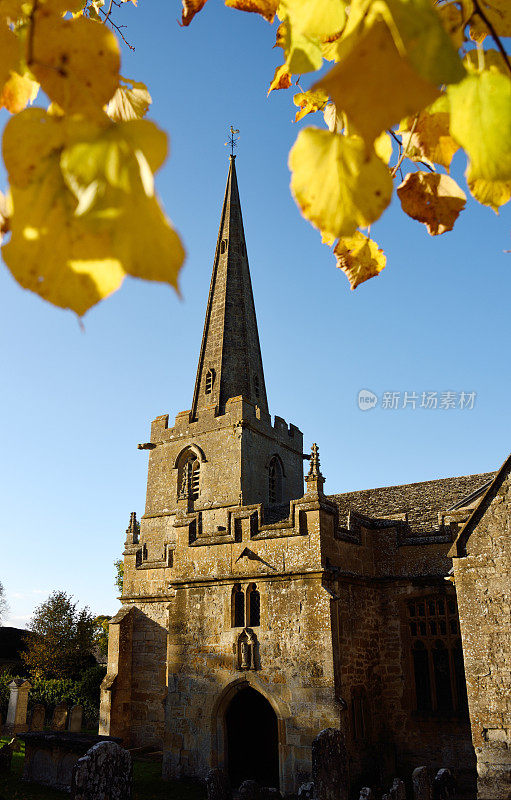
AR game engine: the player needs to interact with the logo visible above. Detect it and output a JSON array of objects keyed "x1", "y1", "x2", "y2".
[{"x1": 357, "y1": 389, "x2": 378, "y2": 411}]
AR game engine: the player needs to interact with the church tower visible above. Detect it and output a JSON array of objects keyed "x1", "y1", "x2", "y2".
[{"x1": 140, "y1": 155, "x2": 304, "y2": 526}]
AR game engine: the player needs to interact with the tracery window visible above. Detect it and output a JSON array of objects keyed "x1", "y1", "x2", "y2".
[
  {"x1": 205, "y1": 368, "x2": 215, "y2": 394},
  {"x1": 408, "y1": 595, "x2": 468, "y2": 715},
  {"x1": 268, "y1": 456, "x2": 283, "y2": 504}
]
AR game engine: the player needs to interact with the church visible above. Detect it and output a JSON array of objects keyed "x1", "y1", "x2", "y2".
[{"x1": 100, "y1": 156, "x2": 511, "y2": 799}]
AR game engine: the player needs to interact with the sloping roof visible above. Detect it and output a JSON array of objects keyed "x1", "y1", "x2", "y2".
[
  {"x1": 328, "y1": 471, "x2": 496, "y2": 534},
  {"x1": 450, "y1": 453, "x2": 511, "y2": 557}
]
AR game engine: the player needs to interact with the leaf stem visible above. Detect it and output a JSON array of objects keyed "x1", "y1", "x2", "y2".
[
  {"x1": 391, "y1": 114, "x2": 419, "y2": 177},
  {"x1": 471, "y1": 0, "x2": 511, "y2": 75}
]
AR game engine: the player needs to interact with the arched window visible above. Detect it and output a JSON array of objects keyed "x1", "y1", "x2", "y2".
[
  {"x1": 221, "y1": 239, "x2": 227, "y2": 254},
  {"x1": 254, "y1": 374, "x2": 260, "y2": 399},
  {"x1": 407, "y1": 595, "x2": 467, "y2": 715},
  {"x1": 268, "y1": 456, "x2": 283, "y2": 505},
  {"x1": 247, "y1": 583, "x2": 260, "y2": 627},
  {"x1": 232, "y1": 584, "x2": 245, "y2": 628},
  {"x1": 178, "y1": 450, "x2": 201, "y2": 502},
  {"x1": 205, "y1": 368, "x2": 215, "y2": 394}
]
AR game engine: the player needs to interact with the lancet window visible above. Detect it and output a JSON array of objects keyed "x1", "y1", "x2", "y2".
[
  {"x1": 268, "y1": 456, "x2": 283, "y2": 505},
  {"x1": 178, "y1": 450, "x2": 201, "y2": 502},
  {"x1": 231, "y1": 583, "x2": 261, "y2": 628}
]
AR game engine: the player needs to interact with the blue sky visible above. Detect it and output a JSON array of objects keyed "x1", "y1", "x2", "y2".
[{"x1": 1, "y1": 0, "x2": 510, "y2": 628}]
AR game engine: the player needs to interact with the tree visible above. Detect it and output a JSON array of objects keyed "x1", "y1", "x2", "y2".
[
  {"x1": 114, "y1": 559, "x2": 124, "y2": 595},
  {"x1": 92, "y1": 614, "x2": 110, "y2": 660},
  {"x1": 0, "y1": 580, "x2": 8, "y2": 625},
  {"x1": 0, "y1": 0, "x2": 509, "y2": 306},
  {"x1": 23, "y1": 590, "x2": 97, "y2": 679}
]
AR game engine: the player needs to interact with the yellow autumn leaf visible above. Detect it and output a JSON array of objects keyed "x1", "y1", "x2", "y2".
[
  {"x1": 267, "y1": 63, "x2": 292, "y2": 95},
  {"x1": 226, "y1": 0, "x2": 278, "y2": 22},
  {"x1": 278, "y1": 0, "x2": 346, "y2": 41},
  {"x1": 0, "y1": 70, "x2": 39, "y2": 113},
  {"x1": 3, "y1": 166, "x2": 126, "y2": 315},
  {"x1": 0, "y1": 0, "x2": 25, "y2": 21},
  {"x1": 31, "y1": 12, "x2": 120, "y2": 114},
  {"x1": 277, "y1": 17, "x2": 324, "y2": 73},
  {"x1": 448, "y1": 70, "x2": 511, "y2": 183},
  {"x1": 0, "y1": 189, "x2": 10, "y2": 243},
  {"x1": 374, "y1": 131, "x2": 392, "y2": 165},
  {"x1": 0, "y1": 20, "x2": 21, "y2": 89},
  {"x1": 3, "y1": 108, "x2": 66, "y2": 187},
  {"x1": 323, "y1": 101, "x2": 343, "y2": 133},
  {"x1": 293, "y1": 89, "x2": 328, "y2": 122},
  {"x1": 436, "y1": 0, "x2": 469, "y2": 49},
  {"x1": 468, "y1": 177, "x2": 511, "y2": 212},
  {"x1": 399, "y1": 108, "x2": 460, "y2": 169},
  {"x1": 315, "y1": 19, "x2": 441, "y2": 145},
  {"x1": 464, "y1": 48, "x2": 509, "y2": 77},
  {"x1": 2, "y1": 109, "x2": 184, "y2": 313},
  {"x1": 40, "y1": 0, "x2": 87, "y2": 12},
  {"x1": 180, "y1": 0, "x2": 208, "y2": 25},
  {"x1": 469, "y1": 0, "x2": 511, "y2": 41},
  {"x1": 106, "y1": 77, "x2": 151, "y2": 122},
  {"x1": 334, "y1": 231, "x2": 386, "y2": 289},
  {"x1": 111, "y1": 194, "x2": 184, "y2": 289},
  {"x1": 289, "y1": 127, "x2": 393, "y2": 240},
  {"x1": 397, "y1": 171, "x2": 466, "y2": 235},
  {"x1": 359, "y1": 0, "x2": 465, "y2": 87}
]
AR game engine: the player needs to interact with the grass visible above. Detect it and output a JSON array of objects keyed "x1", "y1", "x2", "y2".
[{"x1": 0, "y1": 738, "x2": 206, "y2": 800}]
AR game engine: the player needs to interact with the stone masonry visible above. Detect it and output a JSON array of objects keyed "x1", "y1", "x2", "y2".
[{"x1": 100, "y1": 156, "x2": 510, "y2": 798}]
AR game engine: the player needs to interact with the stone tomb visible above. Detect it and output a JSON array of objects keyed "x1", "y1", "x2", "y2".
[
  {"x1": 18, "y1": 732, "x2": 121, "y2": 792},
  {"x1": 71, "y1": 740, "x2": 132, "y2": 800}
]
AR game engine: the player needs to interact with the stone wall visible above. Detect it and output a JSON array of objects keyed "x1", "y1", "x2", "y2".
[{"x1": 450, "y1": 464, "x2": 511, "y2": 799}]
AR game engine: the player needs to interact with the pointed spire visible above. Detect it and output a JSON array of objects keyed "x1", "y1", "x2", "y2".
[
  {"x1": 305, "y1": 443, "x2": 325, "y2": 496},
  {"x1": 191, "y1": 156, "x2": 268, "y2": 420}
]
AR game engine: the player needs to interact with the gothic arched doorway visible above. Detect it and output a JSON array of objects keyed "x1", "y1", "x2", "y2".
[{"x1": 225, "y1": 685, "x2": 279, "y2": 790}]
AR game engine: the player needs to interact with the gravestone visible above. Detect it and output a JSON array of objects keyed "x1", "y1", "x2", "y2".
[
  {"x1": 71, "y1": 740, "x2": 132, "y2": 800},
  {"x1": 412, "y1": 767, "x2": 431, "y2": 800},
  {"x1": 312, "y1": 728, "x2": 348, "y2": 800},
  {"x1": 390, "y1": 778, "x2": 406, "y2": 800},
  {"x1": 52, "y1": 702, "x2": 68, "y2": 731},
  {"x1": 238, "y1": 779, "x2": 262, "y2": 800},
  {"x1": 298, "y1": 782, "x2": 314, "y2": 800},
  {"x1": 433, "y1": 768, "x2": 455, "y2": 800},
  {"x1": 0, "y1": 738, "x2": 20, "y2": 774},
  {"x1": 68, "y1": 705, "x2": 83, "y2": 733},
  {"x1": 5, "y1": 679, "x2": 31, "y2": 733},
  {"x1": 30, "y1": 704, "x2": 45, "y2": 731},
  {"x1": 206, "y1": 767, "x2": 232, "y2": 800}
]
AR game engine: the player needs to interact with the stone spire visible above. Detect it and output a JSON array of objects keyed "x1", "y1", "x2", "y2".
[
  {"x1": 190, "y1": 155, "x2": 268, "y2": 421},
  {"x1": 305, "y1": 443, "x2": 325, "y2": 496}
]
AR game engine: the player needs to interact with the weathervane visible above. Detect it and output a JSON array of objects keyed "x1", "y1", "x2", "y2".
[{"x1": 225, "y1": 126, "x2": 240, "y2": 157}]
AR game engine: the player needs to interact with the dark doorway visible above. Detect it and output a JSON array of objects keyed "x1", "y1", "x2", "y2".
[{"x1": 225, "y1": 686, "x2": 279, "y2": 790}]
